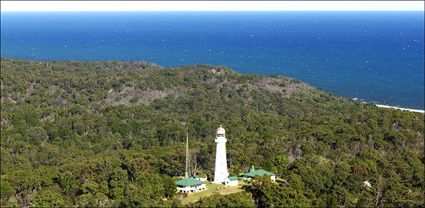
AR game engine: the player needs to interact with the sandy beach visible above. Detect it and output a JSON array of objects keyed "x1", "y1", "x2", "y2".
[{"x1": 375, "y1": 104, "x2": 424, "y2": 114}]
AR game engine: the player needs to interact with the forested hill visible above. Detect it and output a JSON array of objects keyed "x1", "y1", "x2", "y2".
[{"x1": 1, "y1": 58, "x2": 424, "y2": 207}]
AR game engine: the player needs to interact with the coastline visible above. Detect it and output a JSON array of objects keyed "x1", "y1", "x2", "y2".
[{"x1": 374, "y1": 104, "x2": 424, "y2": 114}]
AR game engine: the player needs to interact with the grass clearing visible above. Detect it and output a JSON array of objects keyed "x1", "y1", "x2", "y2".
[{"x1": 180, "y1": 182, "x2": 244, "y2": 205}]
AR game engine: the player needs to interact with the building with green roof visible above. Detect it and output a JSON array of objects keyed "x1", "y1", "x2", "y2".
[
  {"x1": 175, "y1": 129, "x2": 206, "y2": 193},
  {"x1": 175, "y1": 177, "x2": 206, "y2": 193},
  {"x1": 240, "y1": 166, "x2": 276, "y2": 182}
]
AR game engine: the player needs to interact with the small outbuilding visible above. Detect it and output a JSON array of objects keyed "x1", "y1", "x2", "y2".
[
  {"x1": 240, "y1": 166, "x2": 276, "y2": 182},
  {"x1": 224, "y1": 176, "x2": 239, "y2": 186}
]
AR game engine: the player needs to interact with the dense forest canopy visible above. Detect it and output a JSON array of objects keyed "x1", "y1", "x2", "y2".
[{"x1": 0, "y1": 58, "x2": 423, "y2": 207}]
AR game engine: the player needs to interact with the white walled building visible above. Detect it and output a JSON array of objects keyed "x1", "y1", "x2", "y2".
[
  {"x1": 240, "y1": 166, "x2": 276, "y2": 182},
  {"x1": 176, "y1": 177, "x2": 206, "y2": 193},
  {"x1": 224, "y1": 176, "x2": 239, "y2": 186},
  {"x1": 175, "y1": 128, "x2": 206, "y2": 193},
  {"x1": 214, "y1": 125, "x2": 229, "y2": 183}
]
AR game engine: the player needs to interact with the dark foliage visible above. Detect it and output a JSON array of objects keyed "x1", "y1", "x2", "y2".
[{"x1": 1, "y1": 58, "x2": 423, "y2": 207}]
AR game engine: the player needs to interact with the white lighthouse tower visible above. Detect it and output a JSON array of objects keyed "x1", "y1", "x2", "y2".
[{"x1": 214, "y1": 125, "x2": 229, "y2": 183}]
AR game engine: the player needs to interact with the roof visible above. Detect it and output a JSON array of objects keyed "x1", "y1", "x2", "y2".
[
  {"x1": 228, "y1": 176, "x2": 239, "y2": 181},
  {"x1": 240, "y1": 169, "x2": 276, "y2": 178},
  {"x1": 175, "y1": 177, "x2": 205, "y2": 187},
  {"x1": 216, "y1": 125, "x2": 225, "y2": 134}
]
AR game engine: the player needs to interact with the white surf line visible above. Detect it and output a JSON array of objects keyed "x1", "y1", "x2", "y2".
[{"x1": 375, "y1": 104, "x2": 424, "y2": 114}]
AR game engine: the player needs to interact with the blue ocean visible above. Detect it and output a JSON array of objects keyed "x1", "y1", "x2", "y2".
[{"x1": 1, "y1": 12, "x2": 424, "y2": 109}]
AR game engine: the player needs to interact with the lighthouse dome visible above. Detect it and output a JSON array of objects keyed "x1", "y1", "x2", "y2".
[{"x1": 216, "y1": 125, "x2": 225, "y2": 134}]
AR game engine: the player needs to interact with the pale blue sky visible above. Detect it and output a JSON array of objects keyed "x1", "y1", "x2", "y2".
[{"x1": 2, "y1": 1, "x2": 424, "y2": 12}]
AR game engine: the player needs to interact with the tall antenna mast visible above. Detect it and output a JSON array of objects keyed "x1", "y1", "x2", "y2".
[{"x1": 185, "y1": 126, "x2": 190, "y2": 178}]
